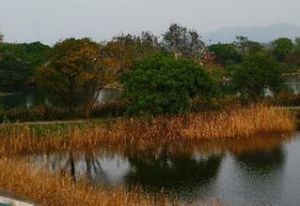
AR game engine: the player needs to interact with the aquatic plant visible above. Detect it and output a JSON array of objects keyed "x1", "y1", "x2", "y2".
[
  {"x1": 0, "y1": 104, "x2": 294, "y2": 156},
  {"x1": 0, "y1": 158, "x2": 174, "y2": 206}
]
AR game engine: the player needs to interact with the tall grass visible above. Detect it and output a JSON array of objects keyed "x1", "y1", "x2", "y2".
[
  {"x1": 0, "y1": 158, "x2": 223, "y2": 206},
  {"x1": 0, "y1": 104, "x2": 293, "y2": 206},
  {"x1": 0, "y1": 104, "x2": 294, "y2": 156},
  {"x1": 181, "y1": 104, "x2": 295, "y2": 139}
]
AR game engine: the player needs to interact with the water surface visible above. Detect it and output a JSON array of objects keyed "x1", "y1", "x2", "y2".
[{"x1": 26, "y1": 133, "x2": 300, "y2": 206}]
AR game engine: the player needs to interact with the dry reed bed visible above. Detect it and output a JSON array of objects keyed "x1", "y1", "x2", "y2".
[
  {"x1": 181, "y1": 105, "x2": 295, "y2": 139},
  {"x1": 0, "y1": 158, "x2": 174, "y2": 206},
  {"x1": 0, "y1": 105, "x2": 295, "y2": 156},
  {"x1": 0, "y1": 158, "x2": 223, "y2": 206},
  {"x1": 0, "y1": 105, "x2": 292, "y2": 206}
]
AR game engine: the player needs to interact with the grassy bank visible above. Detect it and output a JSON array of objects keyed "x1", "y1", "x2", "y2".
[{"x1": 0, "y1": 104, "x2": 294, "y2": 156}]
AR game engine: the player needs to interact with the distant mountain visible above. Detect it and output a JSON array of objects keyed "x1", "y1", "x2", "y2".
[{"x1": 202, "y1": 23, "x2": 300, "y2": 44}]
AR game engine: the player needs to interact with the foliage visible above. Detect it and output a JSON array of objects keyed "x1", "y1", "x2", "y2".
[
  {"x1": 0, "y1": 42, "x2": 50, "y2": 88},
  {"x1": 294, "y1": 37, "x2": 300, "y2": 55},
  {"x1": 162, "y1": 24, "x2": 206, "y2": 60},
  {"x1": 100, "y1": 32, "x2": 160, "y2": 77},
  {"x1": 232, "y1": 52, "x2": 284, "y2": 100},
  {"x1": 0, "y1": 50, "x2": 29, "y2": 87},
  {"x1": 234, "y1": 36, "x2": 264, "y2": 56},
  {"x1": 208, "y1": 43, "x2": 241, "y2": 66},
  {"x1": 36, "y1": 38, "x2": 103, "y2": 115},
  {"x1": 272, "y1": 38, "x2": 294, "y2": 61},
  {"x1": 120, "y1": 54, "x2": 214, "y2": 115}
]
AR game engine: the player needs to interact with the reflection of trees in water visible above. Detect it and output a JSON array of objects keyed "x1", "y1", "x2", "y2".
[
  {"x1": 69, "y1": 151, "x2": 107, "y2": 183},
  {"x1": 232, "y1": 146, "x2": 286, "y2": 201},
  {"x1": 235, "y1": 146, "x2": 285, "y2": 173},
  {"x1": 28, "y1": 151, "x2": 110, "y2": 183},
  {"x1": 124, "y1": 148, "x2": 222, "y2": 199},
  {"x1": 25, "y1": 133, "x2": 291, "y2": 203}
]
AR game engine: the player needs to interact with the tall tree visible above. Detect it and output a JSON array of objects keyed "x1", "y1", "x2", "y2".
[
  {"x1": 232, "y1": 52, "x2": 283, "y2": 100},
  {"x1": 36, "y1": 38, "x2": 103, "y2": 115},
  {"x1": 294, "y1": 37, "x2": 300, "y2": 55},
  {"x1": 99, "y1": 32, "x2": 159, "y2": 80},
  {"x1": 120, "y1": 53, "x2": 214, "y2": 115},
  {"x1": 162, "y1": 24, "x2": 206, "y2": 61},
  {"x1": 234, "y1": 36, "x2": 263, "y2": 56},
  {"x1": 208, "y1": 43, "x2": 241, "y2": 66},
  {"x1": 272, "y1": 38, "x2": 293, "y2": 61},
  {"x1": 0, "y1": 42, "x2": 50, "y2": 88}
]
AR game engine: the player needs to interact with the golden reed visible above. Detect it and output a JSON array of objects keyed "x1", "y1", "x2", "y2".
[
  {"x1": 0, "y1": 104, "x2": 295, "y2": 156},
  {"x1": 0, "y1": 158, "x2": 223, "y2": 206},
  {"x1": 0, "y1": 104, "x2": 293, "y2": 206},
  {"x1": 0, "y1": 158, "x2": 172, "y2": 206}
]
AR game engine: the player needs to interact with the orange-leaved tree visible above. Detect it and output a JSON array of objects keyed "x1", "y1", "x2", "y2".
[{"x1": 37, "y1": 38, "x2": 106, "y2": 117}]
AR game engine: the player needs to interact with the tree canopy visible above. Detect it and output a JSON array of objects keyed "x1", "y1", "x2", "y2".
[
  {"x1": 232, "y1": 52, "x2": 283, "y2": 100},
  {"x1": 272, "y1": 38, "x2": 294, "y2": 61},
  {"x1": 120, "y1": 53, "x2": 214, "y2": 115},
  {"x1": 208, "y1": 43, "x2": 241, "y2": 66},
  {"x1": 162, "y1": 24, "x2": 206, "y2": 61},
  {"x1": 36, "y1": 38, "x2": 102, "y2": 114},
  {"x1": 0, "y1": 41, "x2": 50, "y2": 88}
]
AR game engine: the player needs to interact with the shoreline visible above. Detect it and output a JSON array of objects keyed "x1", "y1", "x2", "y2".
[
  {"x1": 0, "y1": 105, "x2": 295, "y2": 156},
  {"x1": 0, "y1": 104, "x2": 295, "y2": 206}
]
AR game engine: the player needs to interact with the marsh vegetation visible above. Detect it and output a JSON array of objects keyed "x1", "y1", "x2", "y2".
[{"x1": 0, "y1": 24, "x2": 299, "y2": 206}]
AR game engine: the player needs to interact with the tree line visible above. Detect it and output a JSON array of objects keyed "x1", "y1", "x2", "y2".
[{"x1": 0, "y1": 24, "x2": 299, "y2": 117}]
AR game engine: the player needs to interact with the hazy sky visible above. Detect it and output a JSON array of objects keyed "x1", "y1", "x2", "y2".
[{"x1": 1, "y1": 0, "x2": 299, "y2": 44}]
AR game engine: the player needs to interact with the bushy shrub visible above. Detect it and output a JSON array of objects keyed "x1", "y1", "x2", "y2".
[
  {"x1": 120, "y1": 53, "x2": 215, "y2": 115},
  {"x1": 232, "y1": 52, "x2": 284, "y2": 100}
]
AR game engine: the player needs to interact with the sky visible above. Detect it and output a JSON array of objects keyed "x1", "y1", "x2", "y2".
[{"x1": 0, "y1": 0, "x2": 300, "y2": 45}]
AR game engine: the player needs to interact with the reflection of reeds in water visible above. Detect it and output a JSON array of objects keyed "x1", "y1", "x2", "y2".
[
  {"x1": 0, "y1": 105, "x2": 294, "y2": 156},
  {"x1": 0, "y1": 158, "x2": 222, "y2": 206}
]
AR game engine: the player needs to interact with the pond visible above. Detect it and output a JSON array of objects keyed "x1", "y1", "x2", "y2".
[{"x1": 24, "y1": 132, "x2": 300, "y2": 206}]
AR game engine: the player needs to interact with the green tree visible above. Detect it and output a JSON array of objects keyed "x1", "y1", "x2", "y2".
[
  {"x1": 272, "y1": 38, "x2": 293, "y2": 61},
  {"x1": 232, "y1": 52, "x2": 283, "y2": 100},
  {"x1": 0, "y1": 33, "x2": 3, "y2": 63},
  {"x1": 120, "y1": 54, "x2": 214, "y2": 115},
  {"x1": 234, "y1": 36, "x2": 263, "y2": 56},
  {"x1": 294, "y1": 37, "x2": 300, "y2": 55},
  {"x1": 36, "y1": 38, "x2": 103, "y2": 115},
  {"x1": 0, "y1": 42, "x2": 50, "y2": 88},
  {"x1": 0, "y1": 50, "x2": 28, "y2": 87},
  {"x1": 208, "y1": 43, "x2": 241, "y2": 66},
  {"x1": 162, "y1": 24, "x2": 206, "y2": 60}
]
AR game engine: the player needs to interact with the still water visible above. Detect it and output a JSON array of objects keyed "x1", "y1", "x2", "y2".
[{"x1": 25, "y1": 132, "x2": 300, "y2": 206}]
